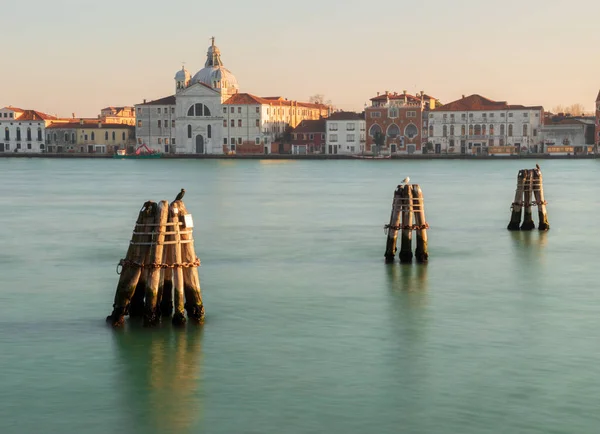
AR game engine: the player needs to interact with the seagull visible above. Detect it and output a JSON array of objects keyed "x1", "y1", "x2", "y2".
[
  {"x1": 401, "y1": 177, "x2": 410, "y2": 185},
  {"x1": 175, "y1": 188, "x2": 185, "y2": 201},
  {"x1": 535, "y1": 164, "x2": 540, "y2": 171}
]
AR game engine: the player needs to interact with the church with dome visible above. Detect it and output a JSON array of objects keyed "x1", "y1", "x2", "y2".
[{"x1": 134, "y1": 38, "x2": 330, "y2": 155}]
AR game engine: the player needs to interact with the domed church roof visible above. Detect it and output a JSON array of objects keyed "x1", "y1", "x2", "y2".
[
  {"x1": 191, "y1": 37, "x2": 239, "y2": 91},
  {"x1": 175, "y1": 66, "x2": 191, "y2": 81}
]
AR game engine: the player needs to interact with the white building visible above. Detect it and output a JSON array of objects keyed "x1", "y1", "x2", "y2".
[
  {"x1": 0, "y1": 106, "x2": 57, "y2": 153},
  {"x1": 427, "y1": 94, "x2": 544, "y2": 154},
  {"x1": 324, "y1": 111, "x2": 365, "y2": 154},
  {"x1": 134, "y1": 96, "x2": 176, "y2": 153}
]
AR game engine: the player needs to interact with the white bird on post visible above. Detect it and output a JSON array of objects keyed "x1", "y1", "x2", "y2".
[{"x1": 401, "y1": 176, "x2": 410, "y2": 185}]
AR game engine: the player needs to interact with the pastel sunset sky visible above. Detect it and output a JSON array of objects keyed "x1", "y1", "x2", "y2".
[{"x1": 2, "y1": 0, "x2": 599, "y2": 116}]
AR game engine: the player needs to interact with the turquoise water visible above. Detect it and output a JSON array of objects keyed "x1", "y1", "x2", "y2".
[{"x1": 1, "y1": 158, "x2": 600, "y2": 433}]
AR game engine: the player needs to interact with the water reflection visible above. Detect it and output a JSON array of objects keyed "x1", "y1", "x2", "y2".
[
  {"x1": 510, "y1": 230, "x2": 548, "y2": 263},
  {"x1": 386, "y1": 264, "x2": 428, "y2": 306},
  {"x1": 112, "y1": 326, "x2": 203, "y2": 434}
]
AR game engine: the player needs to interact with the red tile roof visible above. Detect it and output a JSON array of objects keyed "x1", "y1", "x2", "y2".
[
  {"x1": 435, "y1": 94, "x2": 543, "y2": 111},
  {"x1": 16, "y1": 110, "x2": 57, "y2": 121},
  {"x1": 370, "y1": 92, "x2": 422, "y2": 102},
  {"x1": 292, "y1": 119, "x2": 326, "y2": 133},
  {"x1": 223, "y1": 93, "x2": 328, "y2": 111},
  {"x1": 4, "y1": 106, "x2": 24, "y2": 112},
  {"x1": 326, "y1": 111, "x2": 364, "y2": 121},
  {"x1": 47, "y1": 120, "x2": 135, "y2": 130},
  {"x1": 137, "y1": 95, "x2": 176, "y2": 106},
  {"x1": 223, "y1": 93, "x2": 269, "y2": 105}
]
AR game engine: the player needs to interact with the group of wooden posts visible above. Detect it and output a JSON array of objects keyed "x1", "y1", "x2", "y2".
[
  {"x1": 106, "y1": 193, "x2": 204, "y2": 328},
  {"x1": 507, "y1": 166, "x2": 550, "y2": 231},
  {"x1": 384, "y1": 183, "x2": 429, "y2": 264},
  {"x1": 383, "y1": 167, "x2": 550, "y2": 263}
]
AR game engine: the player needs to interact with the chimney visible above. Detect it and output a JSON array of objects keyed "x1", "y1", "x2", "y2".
[
  {"x1": 377, "y1": 92, "x2": 380, "y2": 96},
  {"x1": 385, "y1": 90, "x2": 389, "y2": 95},
  {"x1": 462, "y1": 95, "x2": 465, "y2": 99},
  {"x1": 98, "y1": 121, "x2": 102, "y2": 128},
  {"x1": 79, "y1": 118, "x2": 84, "y2": 125},
  {"x1": 72, "y1": 113, "x2": 75, "y2": 118},
  {"x1": 143, "y1": 99, "x2": 147, "y2": 104}
]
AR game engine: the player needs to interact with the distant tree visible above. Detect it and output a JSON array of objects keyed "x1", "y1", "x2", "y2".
[
  {"x1": 309, "y1": 94, "x2": 325, "y2": 104},
  {"x1": 551, "y1": 103, "x2": 585, "y2": 116}
]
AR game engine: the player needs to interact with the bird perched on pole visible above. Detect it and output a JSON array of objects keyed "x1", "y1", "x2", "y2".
[
  {"x1": 535, "y1": 163, "x2": 540, "y2": 171},
  {"x1": 175, "y1": 188, "x2": 185, "y2": 201},
  {"x1": 401, "y1": 176, "x2": 410, "y2": 185}
]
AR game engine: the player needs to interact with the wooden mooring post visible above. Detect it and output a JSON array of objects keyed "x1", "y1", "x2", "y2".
[
  {"x1": 507, "y1": 165, "x2": 549, "y2": 231},
  {"x1": 106, "y1": 190, "x2": 204, "y2": 327},
  {"x1": 384, "y1": 181, "x2": 429, "y2": 264}
]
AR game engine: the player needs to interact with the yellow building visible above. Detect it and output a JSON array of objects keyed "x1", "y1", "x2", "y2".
[
  {"x1": 46, "y1": 119, "x2": 135, "y2": 154},
  {"x1": 99, "y1": 106, "x2": 136, "y2": 125}
]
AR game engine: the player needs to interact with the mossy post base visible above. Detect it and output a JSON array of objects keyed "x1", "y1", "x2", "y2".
[
  {"x1": 160, "y1": 269, "x2": 173, "y2": 317},
  {"x1": 520, "y1": 169, "x2": 536, "y2": 231},
  {"x1": 384, "y1": 186, "x2": 403, "y2": 263},
  {"x1": 399, "y1": 185, "x2": 414, "y2": 264},
  {"x1": 507, "y1": 170, "x2": 526, "y2": 231},
  {"x1": 533, "y1": 168, "x2": 550, "y2": 231},
  {"x1": 144, "y1": 200, "x2": 169, "y2": 327},
  {"x1": 412, "y1": 185, "x2": 429, "y2": 263}
]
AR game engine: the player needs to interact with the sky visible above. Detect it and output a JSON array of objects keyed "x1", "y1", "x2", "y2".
[{"x1": 1, "y1": 0, "x2": 599, "y2": 117}]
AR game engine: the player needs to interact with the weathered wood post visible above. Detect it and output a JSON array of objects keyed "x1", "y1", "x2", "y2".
[
  {"x1": 412, "y1": 185, "x2": 429, "y2": 263},
  {"x1": 384, "y1": 186, "x2": 403, "y2": 263},
  {"x1": 170, "y1": 204, "x2": 187, "y2": 326},
  {"x1": 106, "y1": 201, "x2": 156, "y2": 327},
  {"x1": 507, "y1": 170, "x2": 526, "y2": 230},
  {"x1": 175, "y1": 201, "x2": 204, "y2": 323},
  {"x1": 399, "y1": 185, "x2": 414, "y2": 264},
  {"x1": 160, "y1": 267, "x2": 173, "y2": 317},
  {"x1": 144, "y1": 200, "x2": 169, "y2": 327},
  {"x1": 532, "y1": 168, "x2": 550, "y2": 231},
  {"x1": 520, "y1": 169, "x2": 536, "y2": 230}
]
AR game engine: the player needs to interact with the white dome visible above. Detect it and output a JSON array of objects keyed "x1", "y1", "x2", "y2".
[
  {"x1": 175, "y1": 67, "x2": 191, "y2": 81},
  {"x1": 191, "y1": 66, "x2": 238, "y2": 90}
]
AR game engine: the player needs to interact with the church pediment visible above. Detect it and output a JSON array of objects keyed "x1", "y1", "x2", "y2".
[{"x1": 178, "y1": 82, "x2": 221, "y2": 98}]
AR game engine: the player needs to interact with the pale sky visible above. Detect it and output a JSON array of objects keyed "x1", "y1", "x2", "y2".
[{"x1": 2, "y1": 0, "x2": 599, "y2": 117}]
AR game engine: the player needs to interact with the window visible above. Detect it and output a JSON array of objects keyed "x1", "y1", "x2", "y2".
[
  {"x1": 407, "y1": 111, "x2": 416, "y2": 117},
  {"x1": 64, "y1": 133, "x2": 69, "y2": 142},
  {"x1": 508, "y1": 124, "x2": 513, "y2": 137},
  {"x1": 230, "y1": 107, "x2": 234, "y2": 113},
  {"x1": 474, "y1": 125, "x2": 481, "y2": 136},
  {"x1": 255, "y1": 137, "x2": 260, "y2": 144},
  {"x1": 523, "y1": 113, "x2": 528, "y2": 118},
  {"x1": 84, "y1": 135, "x2": 88, "y2": 141},
  {"x1": 469, "y1": 113, "x2": 473, "y2": 118},
  {"x1": 137, "y1": 108, "x2": 141, "y2": 114},
  {"x1": 223, "y1": 138, "x2": 228, "y2": 145},
  {"x1": 482, "y1": 125, "x2": 486, "y2": 135},
  {"x1": 369, "y1": 124, "x2": 382, "y2": 137},
  {"x1": 172, "y1": 120, "x2": 175, "y2": 128},
  {"x1": 138, "y1": 138, "x2": 142, "y2": 144},
  {"x1": 71, "y1": 133, "x2": 75, "y2": 143},
  {"x1": 461, "y1": 114, "x2": 466, "y2": 119},
  {"x1": 389, "y1": 107, "x2": 399, "y2": 118},
  {"x1": 347, "y1": 134, "x2": 355, "y2": 142},
  {"x1": 490, "y1": 113, "x2": 495, "y2": 118},
  {"x1": 490, "y1": 125, "x2": 494, "y2": 135},
  {"x1": 91, "y1": 132, "x2": 95, "y2": 141},
  {"x1": 469, "y1": 125, "x2": 473, "y2": 135},
  {"x1": 223, "y1": 120, "x2": 227, "y2": 127},
  {"x1": 26, "y1": 127, "x2": 31, "y2": 141},
  {"x1": 508, "y1": 113, "x2": 513, "y2": 118},
  {"x1": 105, "y1": 131, "x2": 109, "y2": 140},
  {"x1": 122, "y1": 132, "x2": 125, "y2": 140},
  {"x1": 405, "y1": 124, "x2": 418, "y2": 139},
  {"x1": 330, "y1": 134, "x2": 338, "y2": 142},
  {"x1": 172, "y1": 138, "x2": 176, "y2": 145},
  {"x1": 329, "y1": 123, "x2": 338, "y2": 131},
  {"x1": 187, "y1": 103, "x2": 211, "y2": 117},
  {"x1": 27, "y1": 143, "x2": 31, "y2": 150},
  {"x1": 450, "y1": 125, "x2": 455, "y2": 136},
  {"x1": 230, "y1": 138, "x2": 235, "y2": 145},
  {"x1": 230, "y1": 119, "x2": 235, "y2": 127},
  {"x1": 187, "y1": 125, "x2": 192, "y2": 138},
  {"x1": 207, "y1": 125, "x2": 212, "y2": 139},
  {"x1": 533, "y1": 129, "x2": 537, "y2": 137},
  {"x1": 158, "y1": 138, "x2": 162, "y2": 144},
  {"x1": 500, "y1": 124, "x2": 505, "y2": 136},
  {"x1": 157, "y1": 108, "x2": 161, "y2": 114},
  {"x1": 137, "y1": 120, "x2": 142, "y2": 127},
  {"x1": 461, "y1": 125, "x2": 466, "y2": 135},
  {"x1": 158, "y1": 120, "x2": 161, "y2": 128},
  {"x1": 255, "y1": 119, "x2": 260, "y2": 127},
  {"x1": 482, "y1": 113, "x2": 487, "y2": 118},
  {"x1": 442, "y1": 125, "x2": 447, "y2": 137},
  {"x1": 346, "y1": 123, "x2": 355, "y2": 131},
  {"x1": 238, "y1": 119, "x2": 242, "y2": 127},
  {"x1": 443, "y1": 114, "x2": 447, "y2": 119},
  {"x1": 4, "y1": 127, "x2": 9, "y2": 140},
  {"x1": 112, "y1": 132, "x2": 115, "y2": 140},
  {"x1": 501, "y1": 113, "x2": 505, "y2": 118},
  {"x1": 238, "y1": 137, "x2": 242, "y2": 144},
  {"x1": 522, "y1": 124, "x2": 528, "y2": 136},
  {"x1": 309, "y1": 134, "x2": 314, "y2": 140},
  {"x1": 255, "y1": 107, "x2": 260, "y2": 113},
  {"x1": 16, "y1": 127, "x2": 21, "y2": 141},
  {"x1": 238, "y1": 107, "x2": 242, "y2": 114},
  {"x1": 428, "y1": 125, "x2": 433, "y2": 136},
  {"x1": 370, "y1": 112, "x2": 381, "y2": 118},
  {"x1": 171, "y1": 107, "x2": 175, "y2": 114},
  {"x1": 387, "y1": 124, "x2": 400, "y2": 138}
]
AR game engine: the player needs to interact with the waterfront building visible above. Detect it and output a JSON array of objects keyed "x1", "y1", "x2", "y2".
[
  {"x1": 46, "y1": 119, "x2": 135, "y2": 153},
  {"x1": 287, "y1": 119, "x2": 326, "y2": 155},
  {"x1": 324, "y1": 111, "x2": 365, "y2": 155},
  {"x1": 135, "y1": 37, "x2": 330, "y2": 155},
  {"x1": 99, "y1": 106, "x2": 136, "y2": 125},
  {"x1": 0, "y1": 106, "x2": 58, "y2": 153},
  {"x1": 539, "y1": 114, "x2": 595, "y2": 155},
  {"x1": 427, "y1": 94, "x2": 544, "y2": 155},
  {"x1": 365, "y1": 91, "x2": 438, "y2": 155},
  {"x1": 595, "y1": 90, "x2": 600, "y2": 149}
]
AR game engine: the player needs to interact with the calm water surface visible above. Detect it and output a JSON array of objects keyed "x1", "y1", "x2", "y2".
[{"x1": 1, "y1": 158, "x2": 600, "y2": 433}]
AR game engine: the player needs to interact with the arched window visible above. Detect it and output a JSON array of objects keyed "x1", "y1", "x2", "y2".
[
  {"x1": 474, "y1": 125, "x2": 481, "y2": 136},
  {"x1": 64, "y1": 133, "x2": 69, "y2": 142},
  {"x1": 442, "y1": 125, "x2": 447, "y2": 137},
  {"x1": 40, "y1": 144, "x2": 45, "y2": 151},
  {"x1": 207, "y1": 124, "x2": 212, "y2": 139},
  {"x1": 26, "y1": 127, "x2": 31, "y2": 141},
  {"x1": 405, "y1": 124, "x2": 418, "y2": 139},
  {"x1": 500, "y1": 124, "x2": 505, "y2": 136},
  {"x1": 387, "y1": 124, "x2": 400, "y2": 138},
  {"x1": 54, "y1": 133, "x2": 57, "y2": 142},
  {"x1": 482, "y1": 125, "x2": 486, "y2": 136},
  {"x1": 450, "y1": 125, "x2": 455, "y2": 136},
  {"x1": 71, "y1": 133, "x2": 75, "y2": 143},
  {"x1": 489, "y1": 124, "x2": 494, "y2": 136},
  {"x1": 468, "y1": 125, "x2": 473, "y2": 136},
  {"x1": 4, "y1": 127, "x2": 9, "y2": 141},
  {"x1": 112, "y1": 132, "x2": 116, "y2": 140},
  {"x1": 105, "y1": 132, "x2": 108, "y2": 140},
  {"x1": 369, "y1": 124, "x2": 382, "y2": 137},
  {"x1": 122, "y1": 132, "x2": 125, "y2": 140},
  {"x1": 461, "y1": 125, "x2": 466, "y2": 135},
  {"x1": 429, "y1": 125, "x2": 433, "y2": 136},
  {"x1": 508, "y1": 124, "x2": 513, "y2": 137},
  {"x1": 522, "y1": 124, "x2": 528, "y2": 136},
  {"x1": 187, "y1": 103, "x2": 212, "y2": 117},
  {"x1": 187, "y1": 124, "x2": 192, "y2": 138},
  {"x1": 388, "y1": 107, "x2": 398, "y2": 118},
  {"x1": 37, "y1": 128, "x2": 42, "y2": 141},
  {"x1": 91, "y1": 132, "x2": 95, "y2": 141},
  {"x1": 16, "y1": 127, "x2": 21, "y2": 141}
]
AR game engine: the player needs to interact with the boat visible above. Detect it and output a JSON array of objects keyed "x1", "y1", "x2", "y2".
[
  {"x1": 351, "y1": 154, "x2": 391, "y2": 160},
  {"x1": 114, "y1": 144, "x2": 162, "y2": 159}
]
